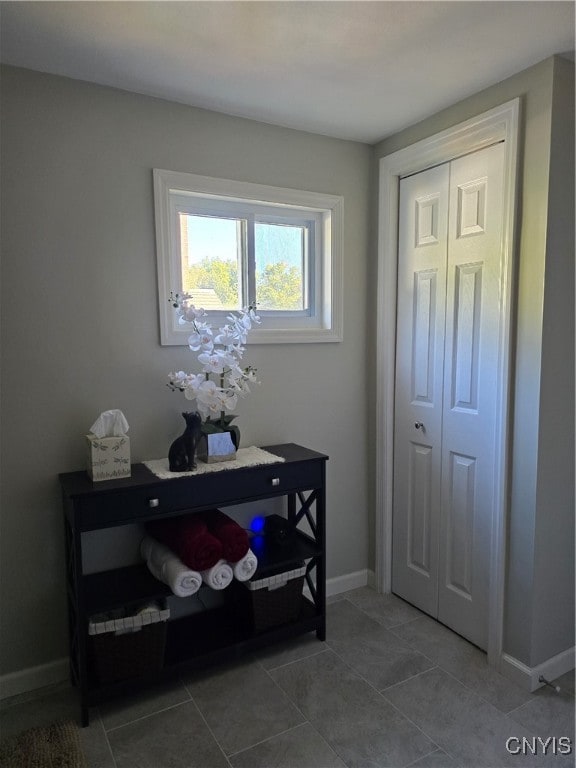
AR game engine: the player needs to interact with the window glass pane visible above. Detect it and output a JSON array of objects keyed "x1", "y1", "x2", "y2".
[
  {"x1": 180, "y1": 214, "x2": 242, "y2": 309},
  {"x1": 254, "y1": 223, "x2": 306, "y2": 310}
]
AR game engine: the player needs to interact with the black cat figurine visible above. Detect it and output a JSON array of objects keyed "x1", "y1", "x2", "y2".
[{"x1": 168, "y1": 411, "x2": 202, "y2": 472}]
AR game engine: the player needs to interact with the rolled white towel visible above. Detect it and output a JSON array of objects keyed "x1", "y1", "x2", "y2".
[
  {"x1": 141, "y1": 536, "x2": 163, "y2": 569},
  {"x1": 140, "y1": 535, "x2": 202, "y2": 598},
  {"x1": 231, "y1": 548, "x2": 258, "y2": 582},
  {"x1": 201, "y1": 559, "x2": 233, "y2": 590},
  {"x1": 140, "y1": 536, "x2": 169, "y2": 582},
  {"x1": 162, "y1": 558, "x2": 202, "y2": 597}
]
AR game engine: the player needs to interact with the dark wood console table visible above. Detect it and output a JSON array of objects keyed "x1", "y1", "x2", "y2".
[{"x1": 60, "y1": 443, "x2": 328, "y2": 726}]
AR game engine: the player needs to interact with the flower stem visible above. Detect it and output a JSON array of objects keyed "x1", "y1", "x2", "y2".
[{"x1": 220, "y1": 372, "x2": 226, "y2": 425}]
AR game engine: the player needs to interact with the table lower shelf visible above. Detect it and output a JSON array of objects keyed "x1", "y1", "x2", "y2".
[{"x1": 86, "y1": 597, "x2": 324, "y2": 706}]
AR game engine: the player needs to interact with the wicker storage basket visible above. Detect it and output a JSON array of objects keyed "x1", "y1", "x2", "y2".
[
  {"x1": 242, "y1": 563, "x2": 306, "y2": 633},
  {"x1": 88, "y1": 601, "x2": 169, "y2": 684}
]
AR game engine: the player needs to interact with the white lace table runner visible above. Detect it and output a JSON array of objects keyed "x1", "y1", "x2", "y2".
[{"x1": 144, "y1": 446, "x2": 284, "y2": 479}]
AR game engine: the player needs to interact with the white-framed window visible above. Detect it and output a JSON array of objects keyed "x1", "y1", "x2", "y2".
[{"x1": 153, "y1": 169, "x2": 343, "y2": 344}]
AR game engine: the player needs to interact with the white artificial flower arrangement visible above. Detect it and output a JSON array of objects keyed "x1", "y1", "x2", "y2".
[{"x1": 167, "y1": 293, "x2": 260, "y2": 444}]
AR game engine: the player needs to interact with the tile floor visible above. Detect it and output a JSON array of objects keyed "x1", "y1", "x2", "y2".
[{"x1": 1, "y1": 588, "x2": 574, "y2": 768}]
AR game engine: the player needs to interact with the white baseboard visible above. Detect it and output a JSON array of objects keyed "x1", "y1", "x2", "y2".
[
  {"x1": 500, "y1": 646, "x2": 575, "y2": 692},
  {"x1": 1, "y1": 569, "x2": 378, "y2": 702},
  {"x1": 326, "y1": 568, "x2": 373, "y2": 597},
  {"x1": 301, "y1": 568, "x2": 375, "y2": 601},
  {"x1": 0, "y1": 658, "x2": 69, "y2": 701}
]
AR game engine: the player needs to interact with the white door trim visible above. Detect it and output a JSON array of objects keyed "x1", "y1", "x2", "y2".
[{"x1": 375, "y1": 99, "x2": 520, "y2": 666}]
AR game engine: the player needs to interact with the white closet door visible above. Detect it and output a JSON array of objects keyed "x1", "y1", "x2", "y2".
[
  {"x1": 392, "y1": 143, "x2": 505, "y2": 650},
  {"x1": 392, "y1": 163, "x2": 449, "y2": 617},
  {"x1": 437, "y1": 142, "x2": 504, "y2": 649}
]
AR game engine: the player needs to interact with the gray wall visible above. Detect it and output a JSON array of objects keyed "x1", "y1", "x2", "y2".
[
  {"x1": 532, "y1": 56, "x2": 575, "y2": 666},
  {"x1": 0, "y1": 65, "x2": 372, "y2": 676},
  {"x1": 373, "y1": 56, "x2": 575, "y2": 667}
]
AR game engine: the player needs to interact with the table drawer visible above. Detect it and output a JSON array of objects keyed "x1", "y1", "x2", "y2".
[
  {"x1": 228, "y1": 460, "x2": 322, "y2": 499},
  {"x1": 78, "y1": 486, "x2": 176, "y2": 529},
  {"x1": 77, "y1": 459, "x2": 323, "y2": 530}
]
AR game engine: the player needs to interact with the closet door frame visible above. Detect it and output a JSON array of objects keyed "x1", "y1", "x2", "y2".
[{"x1": 375, "y1": 99, "x2": 520, "y2": 666}]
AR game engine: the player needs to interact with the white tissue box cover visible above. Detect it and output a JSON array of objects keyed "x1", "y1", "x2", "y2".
[{"x1": 86, "y1": 434, "x2": 131, "y2": 481}]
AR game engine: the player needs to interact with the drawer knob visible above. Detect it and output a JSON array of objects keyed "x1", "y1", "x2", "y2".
[
  {"x1": 271, "y1": 478, "x2": 280, "y2": 487},
  {"x1": 148, "y1": 498, "x2": 160, "y2": 508}
]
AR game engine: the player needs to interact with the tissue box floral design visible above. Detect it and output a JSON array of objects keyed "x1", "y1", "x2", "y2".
[{"x1": 86, "y1": 435, "x2": 131, "y2": 481}]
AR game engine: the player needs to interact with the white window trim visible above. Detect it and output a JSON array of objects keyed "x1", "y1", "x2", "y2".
[{"x1": 153, "y1": 169, "x2": 344, "y2": 344}]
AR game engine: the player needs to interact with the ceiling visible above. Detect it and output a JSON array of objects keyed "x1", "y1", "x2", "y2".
[{"x1": 0, "y1": 1, "x2": 574, "y2": 144}]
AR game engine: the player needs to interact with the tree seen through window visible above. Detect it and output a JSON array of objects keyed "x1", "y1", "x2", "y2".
[{"x1": 180, "y1": 214, "x2": 305, "y2": 311}]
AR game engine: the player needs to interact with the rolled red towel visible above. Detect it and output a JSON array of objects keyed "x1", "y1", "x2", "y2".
[
  {"x1": 147, "y1": 515, "x2": 222, "y2": 571},
  {"x1": 204, "y1": 509, "x2": 250, "y2": 563}
]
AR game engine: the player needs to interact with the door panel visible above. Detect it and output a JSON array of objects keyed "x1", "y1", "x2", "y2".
[
  {"x1": 438, "y1": 142, "x2": 504, "y2": 649},
  {"x1": 407, "y1": 442, "x2": 433, "y2": 575},
  {"x1": 451, "y1": 262, "x2": 483, "y2": 412},
  {"x1": 412, "y1": 269, "x2": 438, "y2": 404},
  {"x1": 445, "y1": 451, "x2": 476, "y2": 599},
  {"x1": 392, "y1": 164, "x2": 449, "y2": 616}
]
